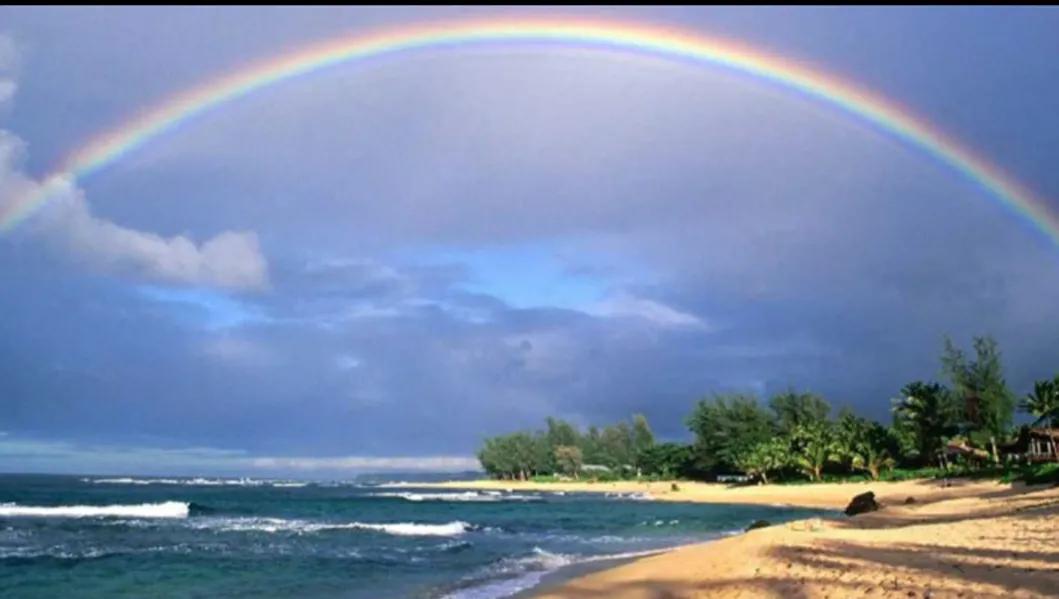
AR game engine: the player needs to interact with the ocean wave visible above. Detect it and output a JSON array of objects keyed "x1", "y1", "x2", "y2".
[
  {"x1": 81, "y1": 477, "x2": 302, "y2": 487},
  {"x1": 0, "y1": 501, "x2": 189, "y2": 519},
  {"x1": 0, "y1": 547, "x2": 118, "y2": 560},
  {"x1": 639, "y1": 519, "x2": 681, "y2": 527},
  {"x1": 443, "y1": 546, "x2": 663, "y2": 599},
  {"x1": 371, "y1": 491, "x2": 541, "y2": 503},
  {"x1": 188, "y1": 516, "x2": 473, "y2": 537},
  {"x1": 604, "y1": 492, "x2": 653, "y2": 501}
]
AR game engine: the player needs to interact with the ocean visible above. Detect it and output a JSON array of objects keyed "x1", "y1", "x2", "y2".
[{"x1": 0, "y1": 474, "x2": 831, "y2": 598}]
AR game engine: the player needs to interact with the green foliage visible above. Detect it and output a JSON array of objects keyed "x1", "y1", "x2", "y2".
[
  {"x1": 892, "y1": 380, "x2": 959, "y2": 467},
  {"x1": 686, "y1": 394, "x2": 775, "y2": 473},
  {"x1": 479, "y1": 335, "x2": 1052, "y2": 486},
  {"x1": 631, "y1": 414, "x2": 655, "y2": 472},
  {"x1": 638, "y1": 442, "x2": 696, "y2": 479},
  {"x1": 1022, "y1": 376, "x2": 1059, "y2": 428},
  {"x1": 1014, "y1": 462, "x2": 1059, "y2": 485},
  {"x1": 769, "y1": 391, "x2": 831, "y2": 434},
  {"x1": 476, "y1": 431, "x2": 548, "y2": 480},
  {"x1": 788, "y1": 421, "x2": 840, "y2": 481},
  {"x1": 599, "y1": 422, "x2": 634, "y2": 471},
  {"x1": 478, "y1": 414, "x2": 658, "y2": 480},
  {"x1": 941, "y1": 335, "x2": 1016, "y2": 461},
  {"x1": 734, "y1": 437, "x2": 789, "y2": 484},
  {"x1": 835, "y1": 410, "x2": 898, "y2": 480},
  {"x1": 553, "y1": 445, "x2": 583, "y2": 478}
]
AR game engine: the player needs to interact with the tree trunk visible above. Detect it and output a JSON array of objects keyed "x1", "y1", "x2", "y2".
[
  {"x1": 990, "y1": 436, "x2": 1000, "y2": 465},
  {"x1": 761, "y1": 471, "x2": 769, "y2": 485},
  {"x1": 869, "y1": 464, "x2": 879, "y2": 481}
]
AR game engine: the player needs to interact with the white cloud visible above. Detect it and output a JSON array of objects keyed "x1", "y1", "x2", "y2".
[
  {"x1": 250, "y1": 455, "x2": 480, "y2": 472},
  {"x1": 0, "y1": 35, "x2": 16, "y2": 108},
  {"x1": 201, "y1": 335, "x2": 278, "y2": 367},
  {"x1": 0, "y1": 131, "x2": 269, "y2": 291},
  {"x1": 334, "y1": 354, "x2": 361, "y2": 370},
  {"x1": 588, "y1": 292, "x2": 708, "y2": 329}
]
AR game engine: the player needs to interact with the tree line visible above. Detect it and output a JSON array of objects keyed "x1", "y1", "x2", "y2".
[{"x1": 477, "y1": 335, "x2": 1059, "y2": 483}]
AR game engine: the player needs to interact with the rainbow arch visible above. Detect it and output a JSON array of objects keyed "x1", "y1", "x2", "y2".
[{"x1": 2, "y1": 17, "x2": 1056, "y2": 244}]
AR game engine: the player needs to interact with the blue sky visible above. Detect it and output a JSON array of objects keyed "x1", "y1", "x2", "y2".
[{"x1": 1, "y1": 6, "x2": 1058, "y2": 476}]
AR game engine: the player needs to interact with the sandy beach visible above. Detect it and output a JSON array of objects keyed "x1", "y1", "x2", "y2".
[
  {"x1": 414, "y1": 478, "x2": 1012, "y2": 510},
  {"x1": 421, "y1": 479, "x2": 1059, "y2": 598}
]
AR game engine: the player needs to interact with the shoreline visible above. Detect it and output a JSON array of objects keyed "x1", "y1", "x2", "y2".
[
  {"x1": 405, "y1": 477, "x2": 1010, "y2": 510},
  {"x1": 531, "y1": 480, "x2": 1059, "y2": 598},
  {"x1": 507, "y1": 548, "x2": 673, "y2": 599},
  {"x1": 414, "y1": 478, "x2": 1059, "y2": 598}
]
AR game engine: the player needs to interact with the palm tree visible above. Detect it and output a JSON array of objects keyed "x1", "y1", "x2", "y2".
[
  {"x1": 790, "y1": 423, "x2": 839, "y2": 482},
  {"x1": 735, "y1": 438, "x2": 788, "y2": 485},
  {"x1": 837, "y1": 411, "x2": 897, "y2": 480},
  {"x1": 892, "y1": 381, "x2": 959, "y2": 468},
  {"x1": 1021, "y1": 376, "x2": 1059, "y2": 462}
]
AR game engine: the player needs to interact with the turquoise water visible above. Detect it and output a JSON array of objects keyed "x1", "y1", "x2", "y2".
[{"x1": 0, "y1": 474, "x2": 831, "y2": 598}]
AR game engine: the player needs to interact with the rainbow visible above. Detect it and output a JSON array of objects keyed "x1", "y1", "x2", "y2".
[{"x1": 2, "y1": 17, "x2": 1056, "y2": 243}]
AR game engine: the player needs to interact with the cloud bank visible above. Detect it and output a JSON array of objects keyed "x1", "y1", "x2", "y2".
[{"x1": 0, "y1": 45, "x2": 268, "y2": 292}]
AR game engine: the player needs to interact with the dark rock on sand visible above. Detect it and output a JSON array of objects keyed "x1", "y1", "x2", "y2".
[
  {"x1": 844, "y1": 491, "x2": 880, "y2": 516},
  {"x1": 745, "y1": 519, "x2": 772, "y2": 531}
]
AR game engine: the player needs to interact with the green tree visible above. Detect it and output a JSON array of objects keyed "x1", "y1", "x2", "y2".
[
  {"x1": 638, "y1": 443, "x2": 696, "y2": 479},
  {"x1": 580, "y1": 426, "x2": 605, "y2": 465},
  {"x1": 508, "y1": 432, "x2": 539, "y2": 480},
  {"x1": 836, "y1": 410, "x2": 897, "y2": 480},
  {"x1": 546, "y1": 417, "x2": 580, "y2": 449},
  {"x1": 892, "y1": 381, "x2": 959, "y2": 467},
  {"x1": 1022, "y1": 376, "x2": 1059, "y2": 428},
  {"x1": 686, "y1": 394, "x2": 776, "y2": 473},
  {"x1": 789, "y1": 422, "x2": 838, "y2": 481},
  {"x1": 531, "y1": 431, "x2": 553, "y2": 476},
  {"x1": 599, "y1": 422, "x2": 634, "y2": 473},
  {"x1": 769, "y1": 390, "x2": 831, "y2": 434},
  {"x1": 734, "y1": 437, "x2": 789, "y2": 484},
  {"x1": 1022, "y1": 376, "x2": 1059, "y2": 461},
  {"x1": 941, "y1": 336, "x2": 1015, "y2": 463},
  {"x1": 631, "y1": 414, "x2": 655, "y2": 477},
  {"x1": 553, "y1": 445, "x2": 583, "y2": 479}
]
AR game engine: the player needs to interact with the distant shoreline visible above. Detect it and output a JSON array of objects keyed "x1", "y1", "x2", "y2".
[{"x1": 404, "y1": 477, "x2": 989, "y2": 510}]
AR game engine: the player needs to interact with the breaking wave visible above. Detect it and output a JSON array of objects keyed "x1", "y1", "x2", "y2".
[
  {"x1": 189, "y1": 517, "x2": 474, "y2": 537},
  {"x1": 82, "y1": 477, "x2": 306, "y2": 488},
  {"x1": 0, "y1": 501, "x2": 190, "y2": 519}
]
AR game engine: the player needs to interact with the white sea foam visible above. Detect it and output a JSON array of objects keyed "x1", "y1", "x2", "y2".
[
  {"x1": 443, "y1": 547, "x2": 664, "y2": 599},
  {"x1": 352, "y1": 521, "x2": 472, "y2": 537},
  {"x1": 0, "y1": 501, "x2": 189, "y2": 519},
  {"x1": 189, "y1": 516, "x2": 472, "y2": 537},
  {"x1": 371, "y1": 491, "x2": 540, "y2": 503},
  {"x1": 83, "y1": 477, "x2": 305, "y2": 488}
]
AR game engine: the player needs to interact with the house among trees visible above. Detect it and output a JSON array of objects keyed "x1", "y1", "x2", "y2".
[
  {"x1": 1002, "y1": 427, "x2": 1059, "y2": 462},
  {"x1": 944, "y1": 439, "x2": 991, "y2": 466}
]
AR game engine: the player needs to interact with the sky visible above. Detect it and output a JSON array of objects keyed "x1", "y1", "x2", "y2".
[{"x1": 0, "y1": 6, "x2": 1057, "y2": 477}]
